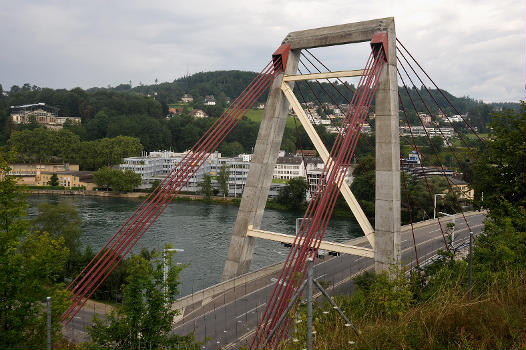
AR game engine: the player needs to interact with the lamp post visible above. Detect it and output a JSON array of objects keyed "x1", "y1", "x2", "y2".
[
  {"x1": 163, "y1": 248, "x2": 184, "y2": 293},
  {"x1": 433, "y1": 194, "x2": 446, "y2": 219},
  {"x1": 46, "y1": 297, "x2": 51, "y2": 350},
  {"x1": 295, "y1": 218, "x2": 303, "y2": 235}
]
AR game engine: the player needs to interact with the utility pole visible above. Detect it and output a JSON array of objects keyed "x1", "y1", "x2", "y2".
[
  {"x1": 468, "y1": 231, "x2": 473, "y2": 299},
  {"x1": 306, "y1": 258, "x2": 313, "y2": 350},
  {"x1": 46, "y1": 297, "x2": 51, "y2": 350}
]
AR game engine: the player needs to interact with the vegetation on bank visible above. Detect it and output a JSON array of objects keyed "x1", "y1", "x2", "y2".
[
  {"x1": 93, "y1": 166, "x2": 142, "y2": 192},
  {"x1": 0, "y1": 153, "x2": 201, "y2": 348},
  {"x1": 284, "y1": 103, "x2": 526, "y2": 350}
]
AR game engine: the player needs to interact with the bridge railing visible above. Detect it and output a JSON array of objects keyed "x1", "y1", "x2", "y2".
[{"x1": 172, "y1": 210, "x2": 485, "y2": 315}]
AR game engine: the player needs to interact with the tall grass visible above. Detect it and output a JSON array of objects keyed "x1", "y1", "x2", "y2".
[{"x1": 286, "y1": 269, "x2": 525, "y2": 350}]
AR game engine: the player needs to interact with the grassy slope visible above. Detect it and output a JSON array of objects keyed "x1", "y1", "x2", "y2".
[
  {"x1": 244, "y1": 109, "x2": 298, "y2": 129},
  {"x1": 284, "y1": 269, "x2": 525, "y2": 350}
]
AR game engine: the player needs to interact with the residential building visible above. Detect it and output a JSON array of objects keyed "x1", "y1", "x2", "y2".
[
  {"x1": 273, "y1": 155, "x2": 305, "y2": 180},
  {"x1": 418, "y1": 113, "x2": 432, "y2": 126},
  {"x1": 168, "y1": 107, "x2": 183, "y2": 117},
  {"x1": 400, "y1": 126, "x2": 454, "y2": 138},
  {"x1": 10, "y1": 103, "x2": 80, "y2": 130},
  {"x1": 204, "y1": 95, "x2": 216, "y2": 106},
  {"x1": 36, "y1": 171, "x2": 95, "y2": 190},
  {"x1": 181, "y1": 94, "x2": 193, "y2": 103},
  {"x1": 120, "y1": 150, "x2": 354, "y2": 199},
  {"x1": 9, "y1": 163, "x2": 80, "y2": 185},
  {"x1": 215, "y1": 153, "x2": 252, "y2": 197},
  {"x1": 446, "y1": 177, "x2": 474, "y2": 201},
  {"x1": 445, "y1": 114, "x2": 465, "y2": 123},
  {"x1": 190, "y1": 109, "x2": 208, "y2": 119},
  {"x1": 120, "y1": 151, "x2": 220, "y2": 193}
]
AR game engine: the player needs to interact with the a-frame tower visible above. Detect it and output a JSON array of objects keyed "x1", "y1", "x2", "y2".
[{"x1": 223, "y1": 17, "x2": 400, "y2": 281}]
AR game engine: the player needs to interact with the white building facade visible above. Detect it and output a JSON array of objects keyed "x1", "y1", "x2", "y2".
[{"x1": 121, "y1": 150, "x2": 355, "y2": 199}]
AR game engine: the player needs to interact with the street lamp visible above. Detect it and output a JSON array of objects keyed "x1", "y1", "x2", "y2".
[
  {"x1": 295, "y1": 218, "x2": 304, "y2": 235},
  {"x1": 433, "y1": 194, "x2": 446, "y2": 219},
  {"x1": 163, "y1": 248, "x2": 184, "y2": 291}
]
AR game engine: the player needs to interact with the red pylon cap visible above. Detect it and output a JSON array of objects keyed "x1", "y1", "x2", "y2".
[
  {"x1": 370, "y1": 31, "x2": 388, "y2": 61},
  {"x1": 272, "y1": 44, "x2": 290, "y2": 72}
]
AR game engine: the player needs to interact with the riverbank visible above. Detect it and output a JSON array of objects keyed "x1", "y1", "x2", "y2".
[
  {"x1": 29, "y1": 187, "x2": 240, "y2": 203},
  {"x1": 28, "y1": 188, "x2": 355, "y2": 219}
]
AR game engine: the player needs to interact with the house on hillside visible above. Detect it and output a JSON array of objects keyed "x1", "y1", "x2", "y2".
[
  {"x1": 418, "y1": 113, "x2": 432, "y2": 126},
  {"x1": 190, "y1": 109, "x2": 208, "y2": 119},
  {"x1": 168, "y1": 107, "x2": 183, "y2": 118},
  {"x1": 204, "y1": 95, "x2": 216, "y2": 106},
  {"x1": 181, "y1": 94, "x2": 193, "y2": 103},
  {"x1": 446, "y1": 177, "x2": 474, "y2": 201},
  {"x1": 10, "y1": 103, "x2": 80, "y2": 130}
]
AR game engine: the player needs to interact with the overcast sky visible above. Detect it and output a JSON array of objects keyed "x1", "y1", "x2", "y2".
[{"x1": 0, "y1": 0, "x2": 524, "y2": 102}]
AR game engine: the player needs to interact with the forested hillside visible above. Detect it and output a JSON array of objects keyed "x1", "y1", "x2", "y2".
[{"x1": 0, "y1": 71, "x2": 519, "y2": 156}]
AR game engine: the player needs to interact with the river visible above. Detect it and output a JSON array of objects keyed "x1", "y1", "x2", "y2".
[{"x1": 27, "y1": 194, "x2": 361, "y2": 296}]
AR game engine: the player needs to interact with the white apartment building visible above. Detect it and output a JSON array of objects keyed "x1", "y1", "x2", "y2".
[
  {"x1": 120, "y1": 151, "x2": 220, "y2": 193},
  {"x1": 215, "y1": 153, "x2": 252, "y2": 197},
  {"x1": 273, "y1": 153, "x2": 305, "y2": 180},
  {"x1": 121, "y1": 150, "x2": 355, "y2": 199},
  {"x1": 400, "y1": 126, "x2": 454, "y2": 138}
]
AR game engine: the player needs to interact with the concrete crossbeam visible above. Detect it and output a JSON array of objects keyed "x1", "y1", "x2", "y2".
[
  {"x1": 246, "y1": 226, "x2": 374, "y2": 258},
  {"x1": 283, "y1": 17, "x2": 394, "y2": 49},
  {"x1": 282, "y1": 69, "x2": 365, "y2": 82}
]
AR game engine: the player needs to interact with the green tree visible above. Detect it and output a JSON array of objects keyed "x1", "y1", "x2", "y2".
[
  {"x1": 93, "y1": 166, "x2": 113, "y2": 190},
  {"x1": 31, "y1": 201, "x2": 82, "y2": 274},
  {"x1": 149, "y1": 179, "x2": 161, "y2": 193},
  {"x1": 93, "y1": 167, "x2": 141, "y2": 192},
  {"x1": 114, "y1": 169, "x2": 142, "y2": 192},
  {"x1": 473, "y1": 102, "x2": 526, "y2": 216},
  {"x1": 217, "y1": 164, "x2": 230, "y2": 198},
  {"x1": 351, "y1": 156, "x2": 376, "y2": 220},
  {"x1": 200, "y1": 173, "x2": 212, "y2": 199},
  {"x1": 277, "y1": 177, "x2": 309, "y2": 210},
  {"x1": 48, "y1": 173, "x2": 59, "y2": 186},
  {"x1": 429, "y1": 135, "x2": 444, "y2": 153},
  {"x1": 0, "y1": 155, "x2": 70, "y2": 348},
  {"x1": 87, "y1": 250, "x2": 199, "y2": 350}
]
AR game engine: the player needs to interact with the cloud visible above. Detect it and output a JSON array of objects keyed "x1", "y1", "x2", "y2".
[{"x1": 0, "y1": 0, "x2": 524, "y2": 101}]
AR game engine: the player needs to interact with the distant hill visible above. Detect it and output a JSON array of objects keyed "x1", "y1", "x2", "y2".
[{"x1": 0, "y1": 71, "x2": 520, "y2": 147}]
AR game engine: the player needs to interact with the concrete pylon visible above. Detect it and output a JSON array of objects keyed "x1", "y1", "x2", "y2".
[
  {"x1": 222, "y1": 50, "x2": 300, "y2": 280},
  {"x1": 374, "y1": 20, "x2": 401, "y2": 273},
  {"x1": 223, "y1": 17, "x2": 401, "y2": 281}
]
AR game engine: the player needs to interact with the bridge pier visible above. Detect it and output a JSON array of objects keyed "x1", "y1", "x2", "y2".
[
  {"x1": 222, "y1": 50, "x2": 300, "y2": 281},
  {"x1": 374, "y1": 21, "x2": 401, "y2": 273}
]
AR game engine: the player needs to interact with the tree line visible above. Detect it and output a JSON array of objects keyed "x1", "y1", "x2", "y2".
[
  {"x1": 0, "y1": 71, "x2": 514, "y2": 150},
  {"x1": 0, "y1": 153, "x2": 200, "y2": 348},
  {"x1": 8, "y1": 128, "x2": 142, "y2": 170}
]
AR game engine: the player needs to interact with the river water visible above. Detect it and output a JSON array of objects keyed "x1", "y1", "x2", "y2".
[{"x1": 27, "y1": 194, "x2": 361, "y2": 296}]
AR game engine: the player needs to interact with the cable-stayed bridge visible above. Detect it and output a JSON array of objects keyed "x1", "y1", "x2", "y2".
[{"x1": 63, "y1": 17, "x2": 486, "y2": 348}]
